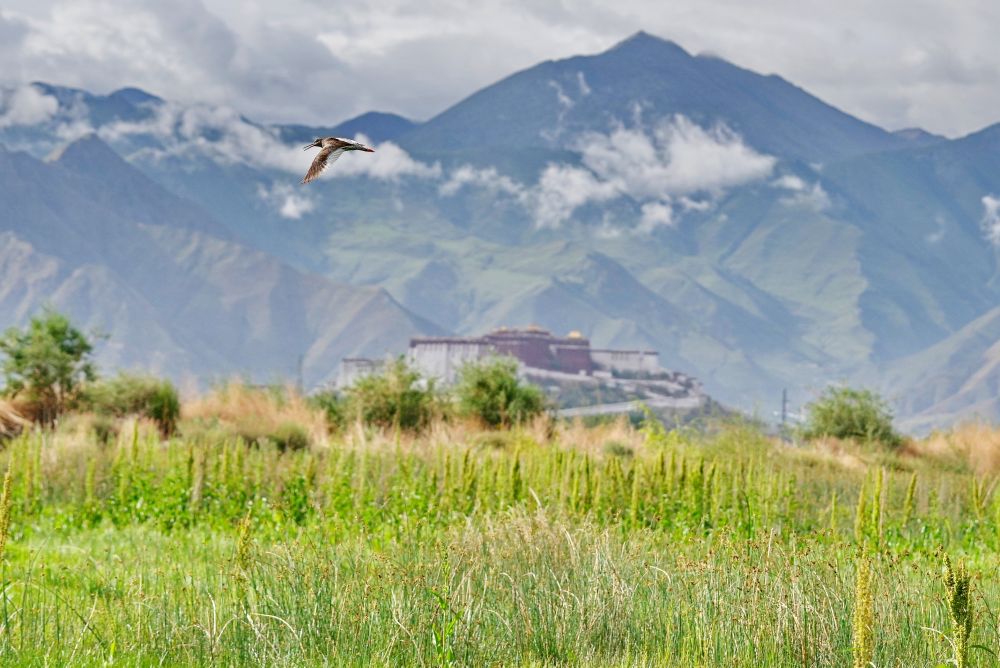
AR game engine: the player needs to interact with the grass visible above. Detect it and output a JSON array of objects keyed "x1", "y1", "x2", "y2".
[{"x1": 0, "y1": 405, "x2": 998, "y2": 665}]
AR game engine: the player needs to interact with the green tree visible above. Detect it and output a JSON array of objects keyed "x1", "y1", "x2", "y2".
[
  {"x1": 345, "y1": 358, "x2": 439, "y2": 432},
  {"x1": 0, "y1": 310, "x2": 97, "y2": 425},
  {"x1": 802, "y1": 386, "x2": 901, "y2": 447},
  {"x1": 454, "y1": 357, "x2": 545, "y2": 429}
]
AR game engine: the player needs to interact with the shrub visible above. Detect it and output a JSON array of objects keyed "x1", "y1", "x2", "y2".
[
  {"x1": 454, "y1": 358, "x2": 545, "y2": 429},
  {"x1": 80, "y1": 373, "x2": 181, "y2": 436},
  {"x1": 802, "y1": 387, "x2": 902, "y2": 447},
  {"x1": 90, "y1": 414, "x2": 119, "y2": 446},
  {"x1": 345, "y1": 358, "x2": 439, "y2": 431},
  {"x1": 307, "y1": 389, "x2": 345, "y2": 432},
  {"x1": 269, "y1": 421, "x2": 311, "y2": 451},
  {"x1": 603, "y1": 440, "x2": 634, "y2": 458}
]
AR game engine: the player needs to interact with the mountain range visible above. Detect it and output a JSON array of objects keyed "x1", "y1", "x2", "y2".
[{"x1": 1, "y1": 31, "x2": 999, "y2": 430}]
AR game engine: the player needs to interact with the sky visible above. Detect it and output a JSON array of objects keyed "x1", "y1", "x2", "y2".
[{"x1": 1, "y1": 0, "x2": 999, "y2": 137}]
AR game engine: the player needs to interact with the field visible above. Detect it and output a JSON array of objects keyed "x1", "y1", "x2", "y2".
[{"x1": 0, "y1": 395, "x2": 997, "y2": 666}]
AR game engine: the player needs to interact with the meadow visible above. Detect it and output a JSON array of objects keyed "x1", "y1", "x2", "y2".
[{"x1": 0, "y1": 386, "x2": 997, "y2": 666}]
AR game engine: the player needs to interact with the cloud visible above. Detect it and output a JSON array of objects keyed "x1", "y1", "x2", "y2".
[
  {"x1": 531, "y1": 162, "x2": 620, "y2": 228},
  {"x1": 981, "y1": 194, "x2": 1000, "y2": 245},
  {"x1": 257, "y1": 182, "x2": 314, "y2": 219},
  {"x1": 0, "y1": 84, "x2": 58, "y2": 128},
  {"x1": 439, "y1": 165, "x2": 524, "y2": 197},
  {"x1": 2, "y1": 2, "x2": 1000, "y2": 135},
  {"x1": 327, "y1": 135, "x2": 441, "y2": 181},
  {"x1": 579, "y1": 117, "x2": 775, "y2": 197},
  {"x1": 638, "y1": 201, "x2": 674, "y2": 232},
  {"x1": 925, "y1": 214, "x2": 947, "y2": 244},
  {"x1": 97, "y1": 102, "x2": 439, "y2": 179},
  {"x1": 773, "y1": 174, "x2": 831, "y2": 212},
  {"x1": 529, "y1": 115, "x2": 775, "y2": 227}
]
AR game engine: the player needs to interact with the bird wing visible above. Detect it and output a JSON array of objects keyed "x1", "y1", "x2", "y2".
[{"x1": 301, "y1": 147, "x2": 346, "y2": 184}]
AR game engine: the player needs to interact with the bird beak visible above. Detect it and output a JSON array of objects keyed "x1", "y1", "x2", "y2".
[
  {"x1": 302, "y1": 143, "x2": 314, "y2": 151},
  {"x1": 361, "y1": 145, "x2": 375, "y2": 153}
]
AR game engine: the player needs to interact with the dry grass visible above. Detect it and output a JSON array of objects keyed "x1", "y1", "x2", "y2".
[
  {"x1": 917, "y1": 421, "x2": 1000, "y2": 476},
  {"x1": 0, "y1": 398, "x2": 29, "y2": 438},
  {"x1": 182, "y1": 382, "x2": 330, "y2": 448},
  {"x1": 788, "y1": 436, "x2": 870, "y2": 472}
]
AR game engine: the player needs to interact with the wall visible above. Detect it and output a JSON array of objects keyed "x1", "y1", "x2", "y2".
[
  {"x1": 408, "y1": 340, "x2": 493, "y2": 384},
  {"x1": 337, "y1": 358, "x2": 384, "y2": 388},
  {"x1": 590, "y1": 349, "x2": 662, "y2": 375}
]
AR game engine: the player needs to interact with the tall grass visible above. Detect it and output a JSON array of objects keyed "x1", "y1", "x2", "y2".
[{"x1": 0, "y1": 401, "x2": 997, "y2": 665}]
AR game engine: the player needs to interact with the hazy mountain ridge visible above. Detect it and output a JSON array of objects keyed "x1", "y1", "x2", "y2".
[
  {"x1": 3, "y1": 32, "x2": 1000, "y2": 427},
  {"x1": 0, "y1": 138, "x2": 440, "y2": 387}
]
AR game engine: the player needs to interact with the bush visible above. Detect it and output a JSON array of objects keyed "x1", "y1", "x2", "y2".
[
  {"x1": 269, "y1": 421, "x2": 311, "y2": 451},
  {"x1": 80, "y1": 373, "x2": 181, "y2": 436},
  {"x1": 454, "y1": 358, "x2": 545, "y2": 429},
  {"x1": 307, "y1": 389, "x2": 345, "y2": 433},
  {"x1": 345, "y1": 358, "x2": 439, "y2": 431},
  {"x1": 90, "y1": 414, "x2": 119, "y2": 446},
  {"x1": 802, "y1": 387, "x2": 902, "y2": 447}
]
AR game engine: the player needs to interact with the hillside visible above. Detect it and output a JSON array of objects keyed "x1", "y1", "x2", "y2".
[{"x1": 0, "y1": 137, "x2": 439, "y2": 387}]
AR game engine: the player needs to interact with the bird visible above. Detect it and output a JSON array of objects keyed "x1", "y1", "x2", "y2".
[{"x1": 301, "y1": 137, "x2": 375, "y2": 184}]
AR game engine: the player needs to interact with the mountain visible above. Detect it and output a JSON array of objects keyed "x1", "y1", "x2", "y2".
[
  {"x1": 0, "y1": 137, "x2": 439, "y2": 387},
  {"x1": 274, "y1": 111, "x2": 419, "y2": 145},
  {"x1": 884, "y1": 306, "x2": 1000, "y2": 432},
  {"x1": 4, "y1": 33, "x2": 1000, "y2": 427},
  {"x1": 399, "y1": 32, "x2": 904, "y2": 165},
  {"x1": 892, "y1": 127, "x2": 946, "y2": 147}
]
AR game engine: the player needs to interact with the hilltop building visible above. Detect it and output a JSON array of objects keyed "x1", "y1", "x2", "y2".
[
  {"x1": 407, "y1": 326, "x2": 663, "y2": 383},
  {"x1": 334, "y1": 325, "x2": 704, "y2": 416},
  {"x1": 339, "y1": 326, "x2": 674, "y2": 385}
]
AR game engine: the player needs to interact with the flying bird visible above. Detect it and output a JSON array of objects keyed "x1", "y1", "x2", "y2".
[{"x1": 301, "y1": 137, "x2": 375, "y2": 184}]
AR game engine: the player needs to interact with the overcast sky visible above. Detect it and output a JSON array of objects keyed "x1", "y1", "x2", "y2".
[{"x1": 1, "y1": 0, "x2": 999, "y2": 137}]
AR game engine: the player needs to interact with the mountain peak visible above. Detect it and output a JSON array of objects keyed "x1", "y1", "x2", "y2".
[
  {"x1": 608, "y1": 31, "x2": 690, "y2": 58},
  {"x1": 51, "y1": 133, "x2": 127, "y2": 169},
  {"x1": 108, "y1": 87, "x2": 162, "y2": 107}
]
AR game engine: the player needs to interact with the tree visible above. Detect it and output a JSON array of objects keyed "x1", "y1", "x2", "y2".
[
  {"x1": 0, "y1": 310, "x2": 97, "y2": 425},
  {"x1": 802, "y1": 386, "x2": 901, "y2": 447},
  {"x1": 454, "y1": 358, "x2": 545, "y2": 429}
]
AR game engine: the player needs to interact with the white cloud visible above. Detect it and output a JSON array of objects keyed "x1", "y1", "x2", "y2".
[
  {"x1": 0, "y1": 84, "x2": 58, "y2": 128},
  {"x1": 439, "y1": 165, "x2": 524, "y2": 197},
  {"x1": 981, "y1": 194, "x2": 1000, "y2": 245},
  {"x1": 638, "y1": 201, "x2": 674, "y2": 232},
  {"x1": 2, "y1": 2, "x2": 1000, "y2": 135},
  {"x1": 678, "y1": 196, "x2": 712, "y2": 212},
  {"x1": 773, "y1": 174, "x2": 806, "y2": 191},
  {"x1": 577, "y1": 71, "x2": 592, "y2": 96},
  {"x1": 529, "y1": 115, "x2": 775, "y2": 227},
  {"x1": 531, "y1": 162, "x2": 620, "y2": 228},
  {"x1": 773, "y1": 174, "x2": 831, "y2": 212},
  {"x1": 578, "y1": 117, "x2": 775, "y2": 197},
  {"x1": 328, "y1": 135, "x2": 441, "y2": 181},
  {"x1": 96, "y1": 103, "x2": 439, "y2": 180},
  {"x1": 549, "y1": 81, "x2": 573, "y2": 110},
  {"x1": 925, "y1": 214, "x2": 946, "y2": 244},
  {"x1": 257, "y1": 182, "x2": 315, "y2": 219}
]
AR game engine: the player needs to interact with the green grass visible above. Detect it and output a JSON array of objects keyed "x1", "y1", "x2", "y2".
[{"x1": 0, "y1": 420, "x2": 995, "y2": 666}]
